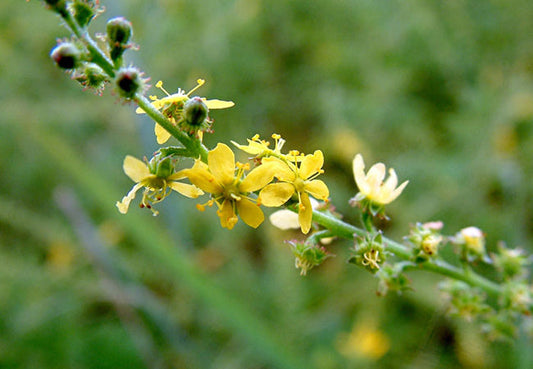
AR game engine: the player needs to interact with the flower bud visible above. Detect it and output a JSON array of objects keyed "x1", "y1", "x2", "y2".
[
  {"x1": 287, "y1": 240, "x2": 332, "y2": 276},
  {"x1": 107, "y1": 17, "x2": 133, "y2": 62},
  {"x1": 114, "y1": 67, "x2": 144, "y2": 99},
  {"x1": 183, "y1": 97, "x2": 209, "y2": 127},
  {"x1": 492, "y1": 243, "x2": 530, "y2": 281},
  {"x1": 51, "y1": 42, "x2": 81, "y2": 69},
  {"x1": 76, "y1": 63, "x2": 108, "y2": 91},
  {"x1": 43, "y1": 0, "x2": 69, "y2": 16},
  {"x1": 71, "y1": 0, "x2": 100, "y2": 27},
  {"x1": 107, "y1": 17, "x2": 133, "y2": 46}
]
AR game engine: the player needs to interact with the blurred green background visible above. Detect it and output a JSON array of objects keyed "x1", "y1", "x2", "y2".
[{"x1": 1, "y1": 0, "x2": 533, "y2": 368}]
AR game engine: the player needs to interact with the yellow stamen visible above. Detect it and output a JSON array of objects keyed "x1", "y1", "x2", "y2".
[
  {"x1": 155, "y1": 80, "x2": 171, "y2": 96},
  {"x1": 187, "y1": 79, "x2": 205, "y2": 96}
]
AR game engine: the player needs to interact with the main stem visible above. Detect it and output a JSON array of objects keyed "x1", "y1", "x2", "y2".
[
  {"x1": 312, "y1": 210, "x2": 502, "y2": 298},
  {"x1": 61, "y1": 11, "x2": 209, "y2": 162}
]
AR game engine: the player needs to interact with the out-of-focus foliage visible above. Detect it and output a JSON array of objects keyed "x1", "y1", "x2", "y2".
[{"x1": 1, "y1": 0, "x2": 532, "y2": 368}]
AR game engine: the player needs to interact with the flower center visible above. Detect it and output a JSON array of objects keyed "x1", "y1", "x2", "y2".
[{"x1": 293, "y1": 177, "x2": 306, "y2": 193}]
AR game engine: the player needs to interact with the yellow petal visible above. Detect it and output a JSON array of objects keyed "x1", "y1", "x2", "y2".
[
  {"x1": 205, "y1": 99, "x2": 235, "y2": 109},
  {"x1": 262, "y1": 157, "x2": 295, "y2": 182},
  {"x1": 258, "y1": 183, "x2": 294, "y2": 207},
  {"x1": 299, "y1": 150, "x2": 324, "y2": 180},
  {"x1": 305, "y1": 179, "x2": 329, "y2": 200},
  {"x1": 382, "y1": 180, "x2": 408, "y2": 204},
  {"x1": 135, "y1": 106, "x2": 146, "y2": 114},
  {"x1": 298, "y1": 192, "x2": 313, "y2": 234},
  {"x1": 169, "y1": 182, "x2": 204, "y2": 198},
  {"x1": 155, "y1": 123, "x2": 171, "y2": 144},
  {"x1": 365, "y1": 163, "x2": 386, "y2": 191},
  {"x1": 217, "y1": 199, "x2": 238, "y2": 230},
  {"x1": 237, "y1": 198, "x2": 264, "y2": 228},
  {"x1": 116, "y1": 183, "x2": 143, "y2": 214},
  {"x1": 123, "y1": 155, "x2": 151, "y2": 183},
  {"x1": 353, "y1": 154, "x2": 370, "y2": 195},
  {"x1": 240, "y1": 161, "x2": 278, "y2": 193},
  {"x1": 182, "y1": 160, "x2": 223, "y2": 194},
  {"x1": 231, "y1": 139, "x2": 266, "y2": 155},
  {"x1": 208, "y1": 143, "x2": 235, "y2": 186}
]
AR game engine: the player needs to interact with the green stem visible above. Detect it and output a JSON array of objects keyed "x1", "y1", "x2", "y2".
[
  {"x1": 133, "y1": 95, "x2": 209, "y2": 162},
  {"x1": 61, "y1": 12, "x2": 116, "y2": 77},
  {"x1": 312, "y1": 210, "x2": 502, "y2": 298}
]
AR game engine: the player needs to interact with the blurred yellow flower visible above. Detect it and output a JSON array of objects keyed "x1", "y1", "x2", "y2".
[
  {"x1": 352, "y1": 153, "x2": 408, "y2": 206},
  {"x1": 183, "y1": 143, "x2": 278, "y2": 229},
  {"x1": 336, "y1": 320, "x2": 390, "y2": 360},
  {"x1": 116, "y1": 155, "x2": 203, "y2": 215},
  {"x1": 136, "y1": 79, "x2": 234, "y2": 143},
  {"x1": 259, "y1": 150, "x2": 329, "y2": 234}
]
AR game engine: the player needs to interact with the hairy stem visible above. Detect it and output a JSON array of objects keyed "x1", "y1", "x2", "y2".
[{"x1": 312, "y1": 210, "x2": 502, "y2": 298}]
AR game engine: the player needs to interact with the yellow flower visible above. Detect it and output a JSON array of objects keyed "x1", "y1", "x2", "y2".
[
  {"x1": 116, "y1": 155, "x2": 204, "y2": 215},
  {"x1": 182, "y1": 143, "x2": 278, "y2": 229},
  {"x1": 136, "y1": 79, "x2": 234, "y2": 144},
  {"x1": 258, "y1": 150, "x2": 329, "y2": 234},
  {"x1": 352, "y1": 153, "x2": 408, "y2": 205}
]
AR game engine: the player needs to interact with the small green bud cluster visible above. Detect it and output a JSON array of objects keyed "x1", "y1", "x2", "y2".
[
  {"x1": 406, "y1": 221, "x2": 444, "y2": 262},
  {"x1": 452, "y1": 226, "x2": 491, "y2": 263},
  {"x1": 348, "y1": 232, "x2": 387, "y2": 273},
  {"x1": 440, "y1": 280, "x2": 491, "y2": 322},
  {"x1": 375, "y1": 263, "x2": 412, "y2": 296},
  {"x1": 287, "y1": 240, "x2": 332, "y2": 276}
]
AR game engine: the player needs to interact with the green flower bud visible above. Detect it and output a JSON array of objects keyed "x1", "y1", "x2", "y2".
[
  {"x1": 51, "y1": 42, "x2": 81, "y2": 69},
  {"x1": 43, "y1": 0, "x2": 69, "y2": 17},
  {"x1": 492, "y1": 243, "x2": 531, "y2": 281},
  {"x1": 107, "y1": 17, "x2": 133, "y2": 62},
  {"x1": 287, "y1": 240, "x2": 332, "y2": 276},
  {"x1": 107, "y1": 17, "x2": 133, "y2": 46},
  {"x1": 74, "y1": 63, "x2": 108, "y2": 92},
  {"x1": 114, "y1": 67, "x2": 144, "y2": 99},
  {"x1": 71, "y1": 0, "x2": 100, "y2": 27},
  {"x1": 183, "y1": 97, "x2": 209, "y2": 127}
]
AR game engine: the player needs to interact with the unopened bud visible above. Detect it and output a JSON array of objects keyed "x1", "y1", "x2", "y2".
[
  {"x1": 183, "y1": 97, "x2": 209, "y2": 127},
  {"x1": 43, "y1": 0, "x2": 69, "y2": 16},
  {"x1": 107, "y1": 17, "x2": 133, "y2": 62},
  {"x1": 51, "y1": 43, "x2": 81, "y2": 69},
  {"x1": 114, "y1": 67, "x2": 144, "y2": 98},
  {"x1": 107, "y1": 17, "x2": 133, "y2": 46},
  {"x1": 71, "y1": 0, "x2": 100, "y2": 27}
]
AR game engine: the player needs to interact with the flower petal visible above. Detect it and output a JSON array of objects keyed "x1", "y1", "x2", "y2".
[
  {"x1": 155, "y1": 123, "x2": 172, "y2": 144},
  {"x1": 237, "y1": 198, "x2": 264, "y2": 228},
  {"x1": 269, "y1": 209, "x2": 300, "y2": 230},
  {"x1": 262, "y1": 157, "x2": 295, "y2": 182},
  {"x1": 353, "y1": 154, "x2": 369, "y2": 193},
  {"x1": 216, "y1": 199, "x2": 238, "y2": 230},
  {"x1": 299, "y1": 150, "x2": 324, "y2": 180},
  {"x1": 208, "y1": 143, "x2": 235, "y2": 186},
  {"x1": 123, "y1": 155, "x2": 151, "y2": 183},
  {"x1": 305, "y1": 179, "x2": 329, "y2": 200},
  {"x1": 182, "y1": 160, "x2": 223, "y2": 194},
  {"x1": 258, "y1": 183, "x2": 295, "y2": 207},
  {"x1": 169, "y1": 182, "x2": 204, "y2": 198},
  {"x1": 240, "y1": 161, "x2": 278, "y2": 192},
  {"x1": 365, "y1": 163, "x2": 386, "y2": 191},
  {"x1": 298, "y1": 192, "x2": 313, "y2": 234},
  {"x1": 205, "y1": 99, "x2": 235, "y2": 109},
  {"x1": 116, "y1": 183, "x2": 143, "y2": 214},
  {"x1": 383, "y1": 180, "x2": 408, "y2": 204}
]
